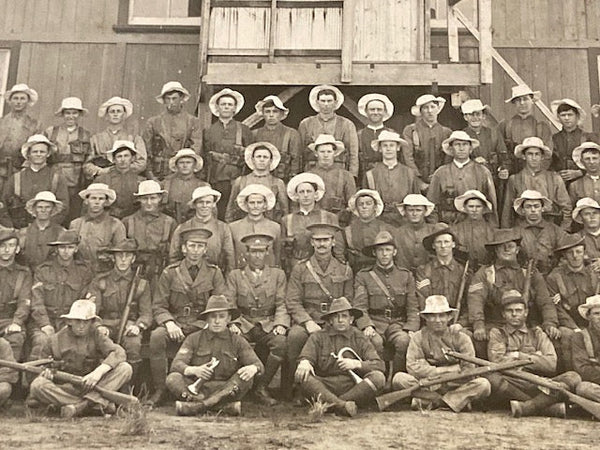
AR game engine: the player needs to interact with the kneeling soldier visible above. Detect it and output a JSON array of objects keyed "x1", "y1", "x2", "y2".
[
  {"x1": 392, "y1": 295, "x2": 491, "y2": 412},
  {"x1": 167, "y1": 295, "x2": 264, "y2": 416},
  {"x1": 295, "y1": 297, "x2": 385, "y2": 417},
  {"x1": 28, "y1": 300, "x2": 132, "y2": 418},
  {"x1": 354, "y1": 231, "x2": 419, "y2": 374},
  {"x1": 226, "y1": 234, "x2": 289, "y2": 405}
]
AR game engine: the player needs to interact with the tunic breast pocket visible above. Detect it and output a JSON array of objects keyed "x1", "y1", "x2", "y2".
[{"x1": 218, "y1": 350, "x2": 239, "y2": 377}]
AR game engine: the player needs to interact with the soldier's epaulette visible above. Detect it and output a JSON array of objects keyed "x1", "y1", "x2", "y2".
[
  {"x1": 164, "y1": 262, "x2": 180, "y2": 270},
  {"x1": 205, "y1": 262, "x2": 219, "y2": 269}
]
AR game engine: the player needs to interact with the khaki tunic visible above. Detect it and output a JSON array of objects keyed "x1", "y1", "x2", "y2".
[
  {"x1": 308, "y1": 165, "x2": 356, "y2": 213},
  {"x1": 546, "y1": 264, "x2": 597, "y2": 329},
  {"x1": 161, "y1": 173, "x2": 209, "y2": 224},
  {"x1": 514, "y1": 221, "x2": 568, "y2": 274},
  {"x1": 402, "y1": 119, "x2": 451, "y2": 180},
  {"x1": 44, "y1": 125, "x2": 92, "y2": 188},
  {"x1": 228, "y1": 216, "x2": 281, "y2": 269},
  {"x1": 95, "y1": 167, "x2": 144, "y2": 219},
  {"x1": 253, "y1": 123, "x2": 301, "y2": 180},
  {"x1": 85, "y1": 129, "x2": 147, "y2": 179},
  {"x1": 569, "y1": 174, "x2": 600, "y2": 206},
  {"x1": 69, "y1": 211, "x2": 127, "y2": 263},
  {"x1": 225, "y1": 173, "x2": 288, "y2": 223}
]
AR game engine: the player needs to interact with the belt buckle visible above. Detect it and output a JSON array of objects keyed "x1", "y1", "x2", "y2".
[
  {"x1": 320, "y1": 303, "x2": 328, "y2": 314},
  {"x1": 384, "y1": 308, "x2": 392, "y2": 319},
  {"x1": 183, "y1": 306, "x2": 191, "y2": 317},
  {"x1": 250, "y1": 307, "x2": 258, "y2": 317}
]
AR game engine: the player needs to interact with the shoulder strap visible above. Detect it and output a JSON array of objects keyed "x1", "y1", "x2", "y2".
[
  {"x1": 13, "y1": 270, "x2": 26, "y2": 300},
  {"x1": 235, "y1": 122, "x2": 242, "y2": 147},
  {"x1": 344, "y1": 226, "x2": 353, "y2": 248},
  {"x1": 14, "y1": 171, "x2": 21, "y2": 197},
  {"x1": 50, "y1": 126, "x2": 60, "y2": 143},
  {"x1": 505, "y1": 118, "x2": 513, "y2": 143},
  {"x1": 365, "y1": 170, "x2": 375, "y2": 189},
  {"x1": 369, "y1": 271, "x2": 393, "y2": 299},
  {"x1": 51, "y1": 170, "x2": 60, "y2": 193},
  {"x1": 286, "y1": 214, "x2": 294, "y2": 238},
  {"x1": 580, "y1": 328, "x2": 598, "y2": 361},
  {"x1": 554, "y1": 272, "x2": 568, "y2": 303},
  {"x1": 240, "y1": 270, "x2": 259, "y2": 301},
  {"x1": 78, "y1": 126, "x2": 85, "y2": 141},
  {"x1": 305, "y1": 260, "x2": 333, "y2": 299},
  {"x1": 161, "y1": 216, "x2": 172, "y2": 243},
  {"x1": 281, "y1": 128, "x2": 291, "y2": 153}
]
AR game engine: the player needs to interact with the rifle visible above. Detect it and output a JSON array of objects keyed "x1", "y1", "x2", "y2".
[
  {"x1": 444, "y1": 351, "x2": 600, "y2": 420},
  {"x1": 453, "y1": 259, "x2": 470, "y2": 325},
  {"x1": 521, "y1": 258, "x2": 535, "y2": 306},
  {"x1": 0, "y1": 358, "x2": 139, "y2": 406},
  {"x1": 375, "y1": 358, "x2": 531, "y2": 411},
  {"x1": 116, "y1": 265, "x2": 143, "y2": 345}
]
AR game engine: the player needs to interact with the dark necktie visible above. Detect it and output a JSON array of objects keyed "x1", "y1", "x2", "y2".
[{"x1": 189, "y1": 265, "x2": 199, "y2": 280}]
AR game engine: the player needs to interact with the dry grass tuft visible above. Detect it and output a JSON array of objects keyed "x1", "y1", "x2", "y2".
[{"x1": 307, "y1": 394, "x2": 332, "y2": 423}]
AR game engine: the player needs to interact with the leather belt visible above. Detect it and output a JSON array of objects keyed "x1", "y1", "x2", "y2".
[
  {"x1": 369, "y1": 308, "x2": 402, "y2": 319},
  {"x1": 239, "y1": 306, "x2": 276, "y2": 318}
]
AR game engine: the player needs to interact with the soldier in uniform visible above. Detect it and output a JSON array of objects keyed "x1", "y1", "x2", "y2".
[
  {"x1": 569, "y1": 142, "x2": 600, "y2": 205},
  {"x1": 44, "y1": 97, "x2": 92, "y2": 220},
  {"x1": 298, "y1": 85, "x2": 359, "y2": 177},
  {"x1": 122, "y1": 180, "x2": 177, "y2": 283},
  {"x1": 17, "y1": 191, "x2": 65, "y2": 269},
  {"x1": 166, "y1": 295, "x2": 264, "y2": 417},
  {"x1": 295, "y1": 297, "x2": 385, "y2": 417},
  {"x1": 0, "y1": 84, "x2": 41, "y2": 193},
  {"x1": 143, "y1": 81, "x2": 202, "y2": 180},
  {"x1": 253, "y1": 95, "x2": 301, "y2": 181},
  {"x1": 391, "y1": 295, "x2": 491, "y2": 412},
  {"x1": 450, "y1": 190, "x2": 497, "y2": 269},
  {"x1": 28, "y1": 229, "x2": 93, "y2": 361},
  {"x1": 573, "y1": 198, "x2": 600, "y2": 262},
  {"x1": 354, "y1": 231, "x2": 419, "y2": 374},
  {"x1": 28, "y1": 299, "x2": 132, "y2": 418},
  {"x1": 356, "y1": 93, "x2": 399, "y2": 182},
  {"x1": 343, "y1": 189, "x2": 393, "y2": 273},
  {"x1": 149, "y1": 227, "x2": 227, "y2": 405},
  {"x1": 502, "y1": 137, "x2": 572, "y2": 229},
  {"x1": 226, "y1": 234, "x2": 289, "y2": 405},
  {"x1": 393, "y1": 194, "x2": 444, "y2": 272},
  {"x1": 571, "y1": 295, "x2": 600, "y2": 401},
  {"x1": 0, "y1": 227, "x2": 32, "y2": 360},
  {"x1": 225, "y1": 142, "x2": 288, "y2": 223},
  {"x1": 428, "y1": 130, "x2": 498, "y2": 225},
  {"x1": 202, "y1": 88, "x2": 254, "y2": 219},
  {"x1": 161, "y1": 148, "x2": 208, "y2": 224},
  {"x1": 281, "y1": 173, "x2": 345, "y2": 274},
  {"x1": 169, "y1": 186, "x2": 235, "y2": 272},
  {"x1": 229, "y1": 184, "x2": 281, "y2": 269},
  {"x1": 286, "y1": 223, "x2": 353, "y2": 397},
  {"x1": 363, "y1": 130, "x2": 421, "y2": 227},
  {"x1": 485, "y1": 290, "x2": 581, "y2": 418},
  {"x1": 2, "y1": 134, "x2": 69, "y2": 227},
  {"x1": 87, "y1": 239, "x2": 151, "y2": 384},
  {"x1": 467, "y1": 228, "x2": 560, "y2": 357},
  {"x1": 401, "y1": 94, "x2": 452, "y2": 181},
  {"x1": 69, "y1": 183, "x2": 126, "y2": 270},
  {"x1": 308, "y1": 134, "x2": 356, "y2": 221},
  {"x1": 84, "y1": 96, "x2": 147, "y2": 180},
  {"x1": 0, "y1": 337, "x2": 17, "y2": 407}
]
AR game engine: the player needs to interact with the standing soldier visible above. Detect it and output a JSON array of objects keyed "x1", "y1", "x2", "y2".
[
  {"x1": 17, "y1": 191, "x2": 65, "y2": 269},
  {"x1": 122, "y1": 180, "x2": 176, "y2": 283},
  {"x1": 363, "y1": 130, "x2": 421, "y2": 227},
  {"x1": 281, "y1": 173, "x2": 345, "y2": 274},
  {"x1": 87, "y1": 239, "x2": 151, "y2": 383},
  {"x1": 225, "y1": 142, "x2": 288, "y2": 223},
  {"x1": 2, "y1": 134, "x2": 69, "y2": 227},
  {"x1": 573, "y1": 198, "x2": 600, "y2": 261},
  {"x1": 143, "y1": 81, "x2": 202, "y2": 180},
  {"x1": 44, "y1": 97, "x2": 92, "y2": 220},
  {"x1": 228, "y1": 184, "x2": 281, "y2": 269},
  {"x1": 569, "y1": 142, "x2": 600, "y2": 205},
  {"x1": 85, "y1": 97, "x2": 147, "y2": 180},
  {"x1": 148, "y1": 227, "x2": 227, "y2": 406},
  {"x1": 428, "y1": 130, "x2": 498, "y2": 225},
  {"x1": 169, "y1": 186, "x2": 235, "y2": 272},
  {"x1": 0, "y1": 84, "x2": 41, "y2": 192},
  {"x1": 402, "y1": 94, "x2": 452, "y2": 182},
  {"x1": 354, "y1": 231, "x2": 419, "y2": 374},
  {"x1": 356, "y1": 93, "x2": 399, "y2": 182},
  {"x1": 161, "y1": 148, "x2": 208, "y2": 224},
  {"x1": 295, "y1": 297, "x2": 385, "y2": 417},
  {"x1": 203, "y1": 88, "x2": 254, "y2": 219},
  {"x1": 226, "y1": 234, "x2": 289, "y2": 406},
  {"x1": 285, "y1": 223, "x2": 353, "y2": 397},
  {"x1": 0, "y1": 227, "x2": 32, "y2": 360},
  {"x1": 298, "y1": 85, "x2": 359, "y2": 177},
  {"x1": 502, "y1": 137, "x2": 571, "y2": 229},
  {"x1": 253, "y1": 95, "x2": 301, "y2": 181},
  {"x1": 450, "y1": 190, "x2": 497, "y2": 268}
]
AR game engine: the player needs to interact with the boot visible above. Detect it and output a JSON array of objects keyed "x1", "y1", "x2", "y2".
[
  {"x1": 220, "y1": 401, "x2": 242, "y2": 416},
  {"x1": 254, "y1": 354, "x2": 282, "y2": 406},
  {"x1": 61, "y1": 400, "x2": 89, "y2": 418},
  {"x1": 301, "y1": 377, "x2": 357, "y2": 417},
  {"x1": 546, "y1": 402, "x2": 567, "y2": 418},
  {"x1": 176, "y1": 400, "x2": 206, "y2": 416},
  {"x1": 146, "y1": 358, "x2": 168, "y2": 406},
  {"x1": 510, "y1": 392, "x2": 559, "y2": 417},
  {"x1": 340, "y1": 380, "x2": 378, "y2": 407},
  {"x1": 202, "y1": 375, "x2": 243, "y2": 410},
  {"x1": 491, "y1": 377, "x2": 530, "y2": 404},
  {"x1": 280, "y1": 359, "x2": 295, "y2": 401},
  {"x1": 0, "y1": 383, "x2": 12, "y2": 407}
]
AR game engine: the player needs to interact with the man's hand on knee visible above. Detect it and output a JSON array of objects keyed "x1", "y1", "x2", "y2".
[{"x1": 295, "y1": 360, "x2": 314, "y2": 383}]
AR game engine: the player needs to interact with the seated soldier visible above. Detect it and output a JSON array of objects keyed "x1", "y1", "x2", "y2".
[
  {"x1": 295, "y1": 297, "x2": 385, "y2": 417},
  {"x1": 225, "y1": 142, "x2": 288, "y2": 223},
  {"x1": 391, "y1": 295, "x2": 491, "y2": 412},
  {"x1": 485, "y1": 290, "x2": 581, "y2": 418},
  {"x1": 167, "y1": 295, "x2": 264, "y2": 416},
  {"x1": 573, "y1": 197, "x2": 600, "y2": 261},
  {"x1": 343, "y1": 189, "x2": 393, "y2": 273},
  {"x1": 450, "y1": 190, "x2": 497, "y2": 269},
  {"x1": 0, "y1": 337, "x2": 18, "y2": 408},
  {"x1": 354, "y1": 231, "x2": 419, "y2": 374},
  {"x1": 86, "y1": 239, "x2": 151, "y2": 382},
  {"x1": 149, "y1": 227, "x2": 227, "y2": 406},
  {"x1": 546, "y1": 235, "x2": 596, "y2": 370},
  {"x1": 569, "y1": 142, "x2": 600, "y2": 206},
  {"x1": 161, "y1": 148, "x2": 208, "y2": 224},
  {"x1": 28, "y1": 299, "x2": 132, "y2": 418},
  {"x1": 226, "y1": 234, "x2": 289, "y2": 406},
  {"x1": 572, "y1": 295, "x2": 600, "y2": 402}
]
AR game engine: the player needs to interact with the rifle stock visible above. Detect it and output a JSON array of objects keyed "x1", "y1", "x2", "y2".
[
  {"x1": 522, "y1": 259, "x2": 535, "y2": 306},
  {"x1": 453, "y1": 259, "x2": 470, "y2": 325},
  {"x1": 444, "y1": 351, "x2": 600, "y2": 420},
  {"x1": 0, "y1": 358, "x2": 139, "y2": 406},
  {"x1": 375, "y1": 358, "x2": 531, "y2": 411},
  {"x1": 116, "y1": 265, "x2": 143, "y2": 344}
]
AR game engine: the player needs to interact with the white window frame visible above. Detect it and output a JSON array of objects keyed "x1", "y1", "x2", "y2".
[
  {"x1": 0, "y1": 49, "x2": 12, "y2": 117},
  {"x1": 128, "y1": 0, "x2": 201, "y2": 26}
]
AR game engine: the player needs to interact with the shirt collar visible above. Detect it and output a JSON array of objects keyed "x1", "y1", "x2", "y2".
[
  {"x1": 504, "y1": 324, "x2": 529, "y2": 335},
  {"x1": 382, "y1": 160, "x2": 398, "y2": 169},
  {"x1": 367, "y1": 124, "x2": 384, "y2": 131},
  {"x1": 206, "y1": 329, "x2": 229, "y2": 340},
  {"x1": 325, "y1": 325, "x2": 353, "y2": 337},
  {"x1": 84, "y1": 210, "x2": 109, "y2": 223},
  {"x1": 494, "y1": 260, "x2": 521, "y2": 269},
  {"x1": 453, "y1": 159, "x2": 471, "y2": 169}
]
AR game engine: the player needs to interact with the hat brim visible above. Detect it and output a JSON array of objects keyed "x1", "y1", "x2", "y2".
[
  {"x1": 60, "y1": 313, "x2": 99, "y2": 321},
  {"x1": 79, "y1": 188, "x2": 117, "y2": 206},
  {"x1": 21, "y1": 141, "x2": 57, "y2": 159},
  {"x1": 514, "y1": 143, "x2": 552, "y2": 159},
  {"x1": 7, "y1": 88, "x2": 39, "y2": 106},
  {"x1": 411, "y1": 97, "x2": 446, "y2": 117},
  {"x1": 156, "y1": 88, "x2": 191, "y2": 104},
  {"x1": 370, "y1": 137, "x2": 409, "y2": 153},
  {"x1": 441, "y1": 137, "x2": 480, "y2": 155},
  {"x1": 513, "y1": 196, "x2": 553, "y2": 214},
  {"x1": 236, "y1": 191, "x2": 276, "y2": 212},
  {"x1": 321, "y1": 307, "x2": 362, "y2": 321},
  {"x1": 309, "y1": 85, "x2": 344, "y2": 112},
  {"x1": 396, "y1": 203, "x2": 435, "y2": 217},
  {"x1": 254, "y1": 98, "x2": 290, "y2": 119},
  {"x1": 362, "y1": 239, "x2": 396, "y2": 257},
  {"x1": 422, "y1": 229, "x2": 458, "y2": 253},
  {"x1": 287, "y1": 174, "x2": 326, "y2": 202},
  {"x1": 54, "y1": 107, "x2": 89, "y2": 116},
  {"x1": 573, "y1": 203, "x2": 600, "y2": 223},
  {"x1": 505, "y1": 91, "x2": 542, "y2": 103},
  {"x1": 357, "y1": 94, "x2": 394, "y2": 121},
  {"x1": 187, "y1": 190, "x2": 222, "y2": 209},
  {"x1": 209, "y1": 89, "x2": 244, "y2": 117},
  {"x1": 484, "y1": 237, "x2": 522, "y2": 248},
  {"x1": 25, "y1": 198, "x2": 64, "y2": 217},
  {"x1": 308, "y1": 141, "x2": 345, "y2": 156},
  {"x1": 454, "y1": 193, "x2": 493, "y2": 213},
  {"x1": 168, "y1": 152, "x2": 204, "y2": 173},
  {"x1": 419, "y1": 307, "x2": 457, "y2": 315},
  {"x1": 98, "y1": 100, "x2": 133, "y2": 119},
  {"x1": 199, "y1": 307, "x2": 240, "y2": 320},
  {"x1": 551, "y1": 99, "x2": 586, "y2": 126},
  {"x1": 244, "y1": 142, "x2": 281, "y2": 172},
  {"x1": 348, "y1": 191, "x2": 384, "y2": 217}
]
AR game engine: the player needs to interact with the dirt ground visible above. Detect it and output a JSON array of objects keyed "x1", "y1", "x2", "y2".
[{"x1": 1, "y1": 401, "x2": 598, "y2": 450}]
